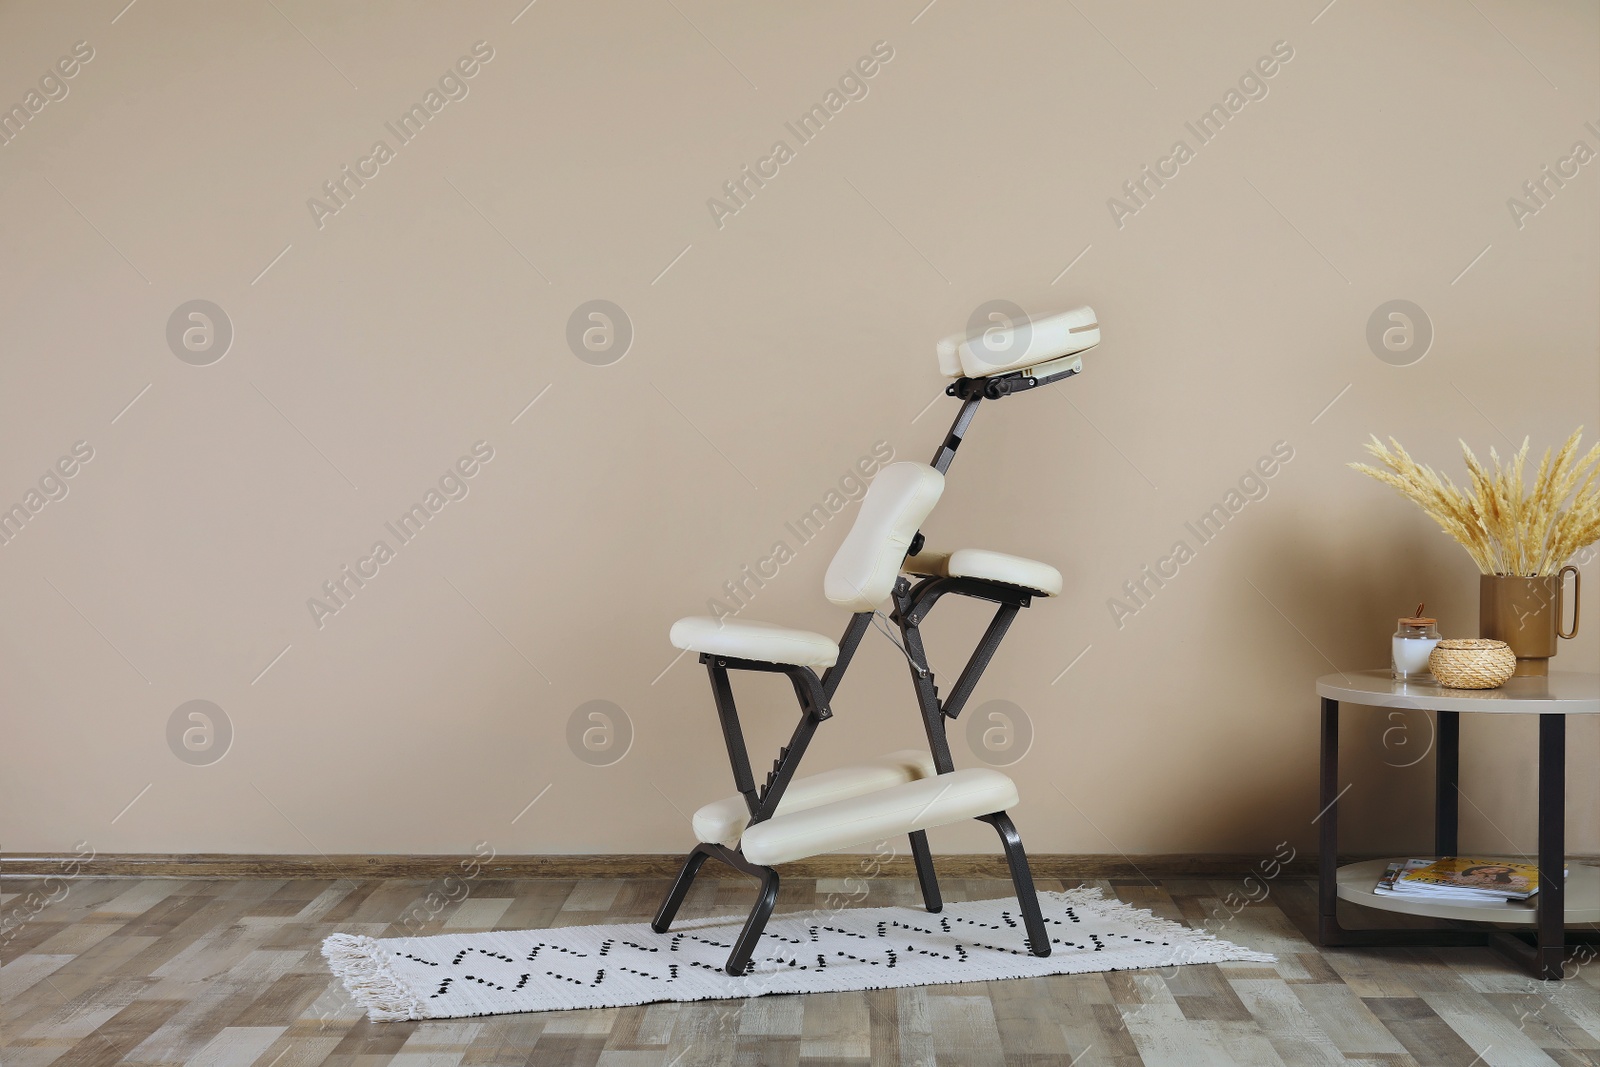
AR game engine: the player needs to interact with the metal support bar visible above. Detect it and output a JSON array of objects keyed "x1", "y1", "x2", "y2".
[
  {"x1": 930, "y1": 396, "x2": 982, "y2": 474},
  {"x1": 752, "y1": 676, "x2": 829, "y2": 824},
  {"x1": 905, "y1": 575, "x2": 1031, "y2": 622},
  {"x1": 942, "y1": 603, "x2": 1020, "y2": 721},
  {"x1": 899, "y1": 616, "x2": 956, "y2": 774},
  {"x1": 908, "y1": 830, "x2": 942, "y2": 913},
  {"x1": 821, "y1": 612, "x2": 873, "y2": 701},
  {"x1": 980, "y1": 812, "x2": 1051, "y2": 957},
  {"x1": 709, "y1": 664, "x2": 758, "y2": 815},
  {"x1": 706, "y1": 657, "x2": 833, "y2": 823},
  {"x1": 726, "y1": 860, "x2": 781, "y2": 976},
  {"x1": 651, "y1": 843, "x2": 712, "y2": 934},
  {"x1": 894, "y1": 576, "x2": 1032, "y2": 772}
]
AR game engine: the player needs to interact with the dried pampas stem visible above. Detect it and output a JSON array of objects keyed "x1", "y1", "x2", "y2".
[{"x1": 1350, "y1": 428, "x2": 1600, "y2": 576}]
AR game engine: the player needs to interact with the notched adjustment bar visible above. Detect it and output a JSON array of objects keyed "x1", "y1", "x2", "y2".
[{"x1": 947, "y1": 356, "x2": 1083, "y2": 401}]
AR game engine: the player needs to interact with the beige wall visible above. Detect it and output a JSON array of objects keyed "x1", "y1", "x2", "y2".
[{"x1": 1, "y1": 0, "x2": 1595, "y2": 862}]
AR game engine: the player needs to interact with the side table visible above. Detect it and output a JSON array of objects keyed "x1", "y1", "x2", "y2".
[{"x1": 1316, "y1": 670, "x2": 1600, "y2": 980}]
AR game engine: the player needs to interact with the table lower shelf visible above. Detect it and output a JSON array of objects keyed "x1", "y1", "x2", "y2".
[{"x1": 1336, "y1": 858, "x2": 1600, "y2": 925}]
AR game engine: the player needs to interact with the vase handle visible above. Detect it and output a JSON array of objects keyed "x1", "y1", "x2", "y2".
[{"x1": 1557, "y1": 564, "x2": 1580, "y2": 639}]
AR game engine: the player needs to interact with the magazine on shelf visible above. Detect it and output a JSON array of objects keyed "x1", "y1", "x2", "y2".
[
  {"x1": 1373, "y1": 857, "x2": 1565, "y2": 903},
  {"x1": 1375, "y1": 859, "x2": 1429, "y2": 893}
]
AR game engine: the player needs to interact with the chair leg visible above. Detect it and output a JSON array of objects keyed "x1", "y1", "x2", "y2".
[
  {"x1": 724, "y1": 866, "x2": 780, "y2": 976},
  {"x1": 908, "y1": 830, "x2": 942, "y2": 913},
  {"x1": 652, "y1": 843, "x2": 711, "y2": 934},
  {"x1": 982, "y1": 812, "x2": 1051, "y2": 957}
]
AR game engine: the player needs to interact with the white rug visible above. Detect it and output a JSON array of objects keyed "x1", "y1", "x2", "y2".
[{"x1": 323, "y1": 888, "x2": 1274, "y2": 1020}]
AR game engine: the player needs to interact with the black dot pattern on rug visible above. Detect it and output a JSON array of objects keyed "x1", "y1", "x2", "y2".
[
  {"x1": 684, "y1": 935, "x2": 732, "y2": 950},
  {"x1": 543, "y1": 968, "x2": 607, "y2": 987},
  {"x1": 1108, "y1": 932, "x2": 1165, "y2": 946},
  {"x1": 398, "y1": 952, "x2": 439, "y2": 966},
  {"x1": 522, "y1": 943, "x2": 588, "y2": 960},
  {"x1": 907, "y1": 944, "x2": 967, "y2": 962}
]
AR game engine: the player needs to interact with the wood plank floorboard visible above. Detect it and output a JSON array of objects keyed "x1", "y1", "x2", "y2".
[{"x1": 2, "y1": 875, "x2": 1595, "y2": 1066}]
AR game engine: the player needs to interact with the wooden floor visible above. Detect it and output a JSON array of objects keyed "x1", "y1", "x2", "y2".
[{"x1": 3, "y1": 873, "x2": 1598, "y2": 1067}]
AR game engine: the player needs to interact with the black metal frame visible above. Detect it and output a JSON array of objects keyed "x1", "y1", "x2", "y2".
[
  {"x1": 1318, "y1": 698, "x2": 1598, "y2": 980},
  {"x1": 945, "y1": 361, "x2": 1081, "y2": 402},
  {"x1": 931, "y1": 363, "x2": 1078, "y2": 473},
  {"x1": 648, "y1": 639, "x2": 852, "y2": 977},
  {"x1": 653, "y1": 375, "x2": 1067, "y2": 976}
]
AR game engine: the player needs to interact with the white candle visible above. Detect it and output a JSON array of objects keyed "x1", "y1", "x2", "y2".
[{"x1": 1393, "y1": 636, "x2": 1438, "y2": 677}]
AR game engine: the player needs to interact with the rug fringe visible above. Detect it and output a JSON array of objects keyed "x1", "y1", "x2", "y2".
[
  {"x1": 322, "y1": 932, "x2": 429, "y2": 1022},
  {"x1": 1051, "y1": 887, "x2": 1278, "y2": 963}
]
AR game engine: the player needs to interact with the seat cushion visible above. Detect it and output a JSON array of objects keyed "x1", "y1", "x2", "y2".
[
  {"x1": 935, "y1": 305, "x2": 1100, "y2": 379},
  {"x1": 739, "y1": 768, "x2": 1019, "y2": 867},
  {"x1": 903, "y1": 548, "x2": 1062, "y2": 596},
  {"x1": 669, "y1": 616, "x2": 840, "y2": 668},
  {"x1": 693, "y1": 749, "x2": 938, "y2": 847}
]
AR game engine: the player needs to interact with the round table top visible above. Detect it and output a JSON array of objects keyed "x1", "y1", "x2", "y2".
[{"x1": 1316, "y1": 670, "x2": 1600, "y2": 714}]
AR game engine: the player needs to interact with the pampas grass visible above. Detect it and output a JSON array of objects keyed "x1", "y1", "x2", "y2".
[{"x1": 1350, "y1": 428, "x2": 1600, "y2": 576}]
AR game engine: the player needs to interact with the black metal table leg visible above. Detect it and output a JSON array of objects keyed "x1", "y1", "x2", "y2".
[
  {"x1": 1316, "y1": 695, "x2": 1484, "y2": 952},
  {"x1": 1435, "y1": 710, "x2": 1459, "y2": 858},
  {"x1": 1318, "y1": 697, "x2": 1340, "y2": 945},
  {"x1": 1538, "y1": 713, "x2": 1566, "y2": 981}
]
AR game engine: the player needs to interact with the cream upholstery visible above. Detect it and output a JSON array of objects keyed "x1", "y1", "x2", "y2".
[
  {"x1": 738, "y1": 769, "x2": 1019, "y2": 867},
  {"x1": 669, "y1": 616, "x2": 839, "y2": 668},
  {"x1": 693, "y1": 749, "x2": 938, "y2": 847},
  {"x1": 903, "y1": 548, "x2": 1062, "y2": 596},
  {"x1": 936, "y1": 305, "x2": 1099, "y2": 379},
  {"x1": 823, "y1": 462, "x2": 945, "y2": 612}
]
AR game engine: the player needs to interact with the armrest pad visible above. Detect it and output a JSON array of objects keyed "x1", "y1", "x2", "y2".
[{"x1": 902, "y1": 548, "x2": 1061, "y2": 597}]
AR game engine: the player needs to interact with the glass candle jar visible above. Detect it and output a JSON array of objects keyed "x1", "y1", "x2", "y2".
[{"x1": 1392, "y1": 614, "x2": 1441, "y2": 681}]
